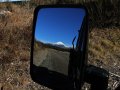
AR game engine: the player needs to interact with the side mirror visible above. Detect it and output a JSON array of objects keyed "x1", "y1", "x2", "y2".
[{"x1": 30, "y1": 5, "x2": 88, "y2": 90}]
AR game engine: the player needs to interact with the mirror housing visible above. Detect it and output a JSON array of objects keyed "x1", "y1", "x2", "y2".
[{"x1": 30, "y1": 5, "x2": 88, "y2": 90}]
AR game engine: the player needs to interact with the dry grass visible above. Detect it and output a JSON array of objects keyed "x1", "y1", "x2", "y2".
[
  {"x1": 88, "y1": 28, "x2": 120, "y2": 89},
  {"x1": 0, "y1": 1, "x2": 120, "y2": 90},
  {"x1": 88, "y1": 28, "x2": 120, "y2": 68},
  {"x1": 0, "y1": 3, "x2": 37, "y2": 90},
  {"x1": 31, "y1": 0, "x2": 120, "y2": 28}
]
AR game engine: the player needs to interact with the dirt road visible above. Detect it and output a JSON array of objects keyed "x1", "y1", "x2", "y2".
[{"x1": 33, "y1": 48, "x2": 70, "y2": 75}]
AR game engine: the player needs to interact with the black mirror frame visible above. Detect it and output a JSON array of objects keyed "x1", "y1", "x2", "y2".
[{"x1": 30, "y1": 4, "x2": 88, "y2": 90}]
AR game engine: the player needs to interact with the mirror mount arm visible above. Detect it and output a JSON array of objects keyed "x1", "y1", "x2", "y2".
[
  {"x1": 72, "y1": 36, "x2": 76, "y2": 49},
  {"x1": 85, "y1": 65, "x2": 109, "y2": 90}
]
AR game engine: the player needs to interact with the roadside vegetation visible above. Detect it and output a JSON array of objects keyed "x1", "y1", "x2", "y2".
[{"x1": 0, "y1": 0, "x2": 119, "y2": 90}]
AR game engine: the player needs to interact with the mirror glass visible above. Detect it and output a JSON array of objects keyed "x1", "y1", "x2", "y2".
[{"x1": 33, "y1": 8, "x2": 85, "y2": 77}]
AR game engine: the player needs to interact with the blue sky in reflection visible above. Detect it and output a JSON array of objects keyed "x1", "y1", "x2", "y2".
[{"x1": 35, "y1": 8, "x2": 85, "y2": 47}]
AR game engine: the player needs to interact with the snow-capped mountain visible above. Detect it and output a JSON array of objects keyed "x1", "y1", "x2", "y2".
[
  {"x1": 35, "y1": 39, "x2": 69, "y2": 49},
  {"x1": 54, "y1": 41, "x2": 65, "y2": 46},
  {"x1": 53, "y1": 41, "x2": 66, "y2": 48}
]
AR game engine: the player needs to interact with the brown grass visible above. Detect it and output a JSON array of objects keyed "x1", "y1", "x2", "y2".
[
  {"x1": 0, "y1": 1, "x2": 120, "y2": 90},
  {"x1": 88, "y1": 28, "x2": 120, "y2": 66},
  {"x1": 0, "y1": 3, "x2": 37, "y2": 90}
]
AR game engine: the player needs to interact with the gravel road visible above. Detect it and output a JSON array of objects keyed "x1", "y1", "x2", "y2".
[{"x1": 33, "y1": 48, "x2": 70, "y2": 75}]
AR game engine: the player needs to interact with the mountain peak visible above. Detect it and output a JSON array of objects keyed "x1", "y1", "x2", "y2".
[
  {"x1": 53, "y1": 41, "x2": 66, "y2": 48},
  {"x1": 54, "y1": 41, "x2": 65, "y2": 46}
]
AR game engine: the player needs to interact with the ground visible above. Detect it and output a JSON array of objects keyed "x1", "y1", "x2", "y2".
[{"x1": 0, "y1": 1, "x2": 120, "y2": 90}]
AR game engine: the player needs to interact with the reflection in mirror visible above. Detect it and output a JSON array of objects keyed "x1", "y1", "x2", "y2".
[{"x1": 33, "y1": 8, "x2": 85, "y2": 76}]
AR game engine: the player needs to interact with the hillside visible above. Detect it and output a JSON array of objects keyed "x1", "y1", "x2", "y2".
[
  {"x1": 0, "y1": 1, "x2": 120, "y2": 90},
  {"x1": 34, "y1": 40, "x2": 71, "y2": 52}
]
